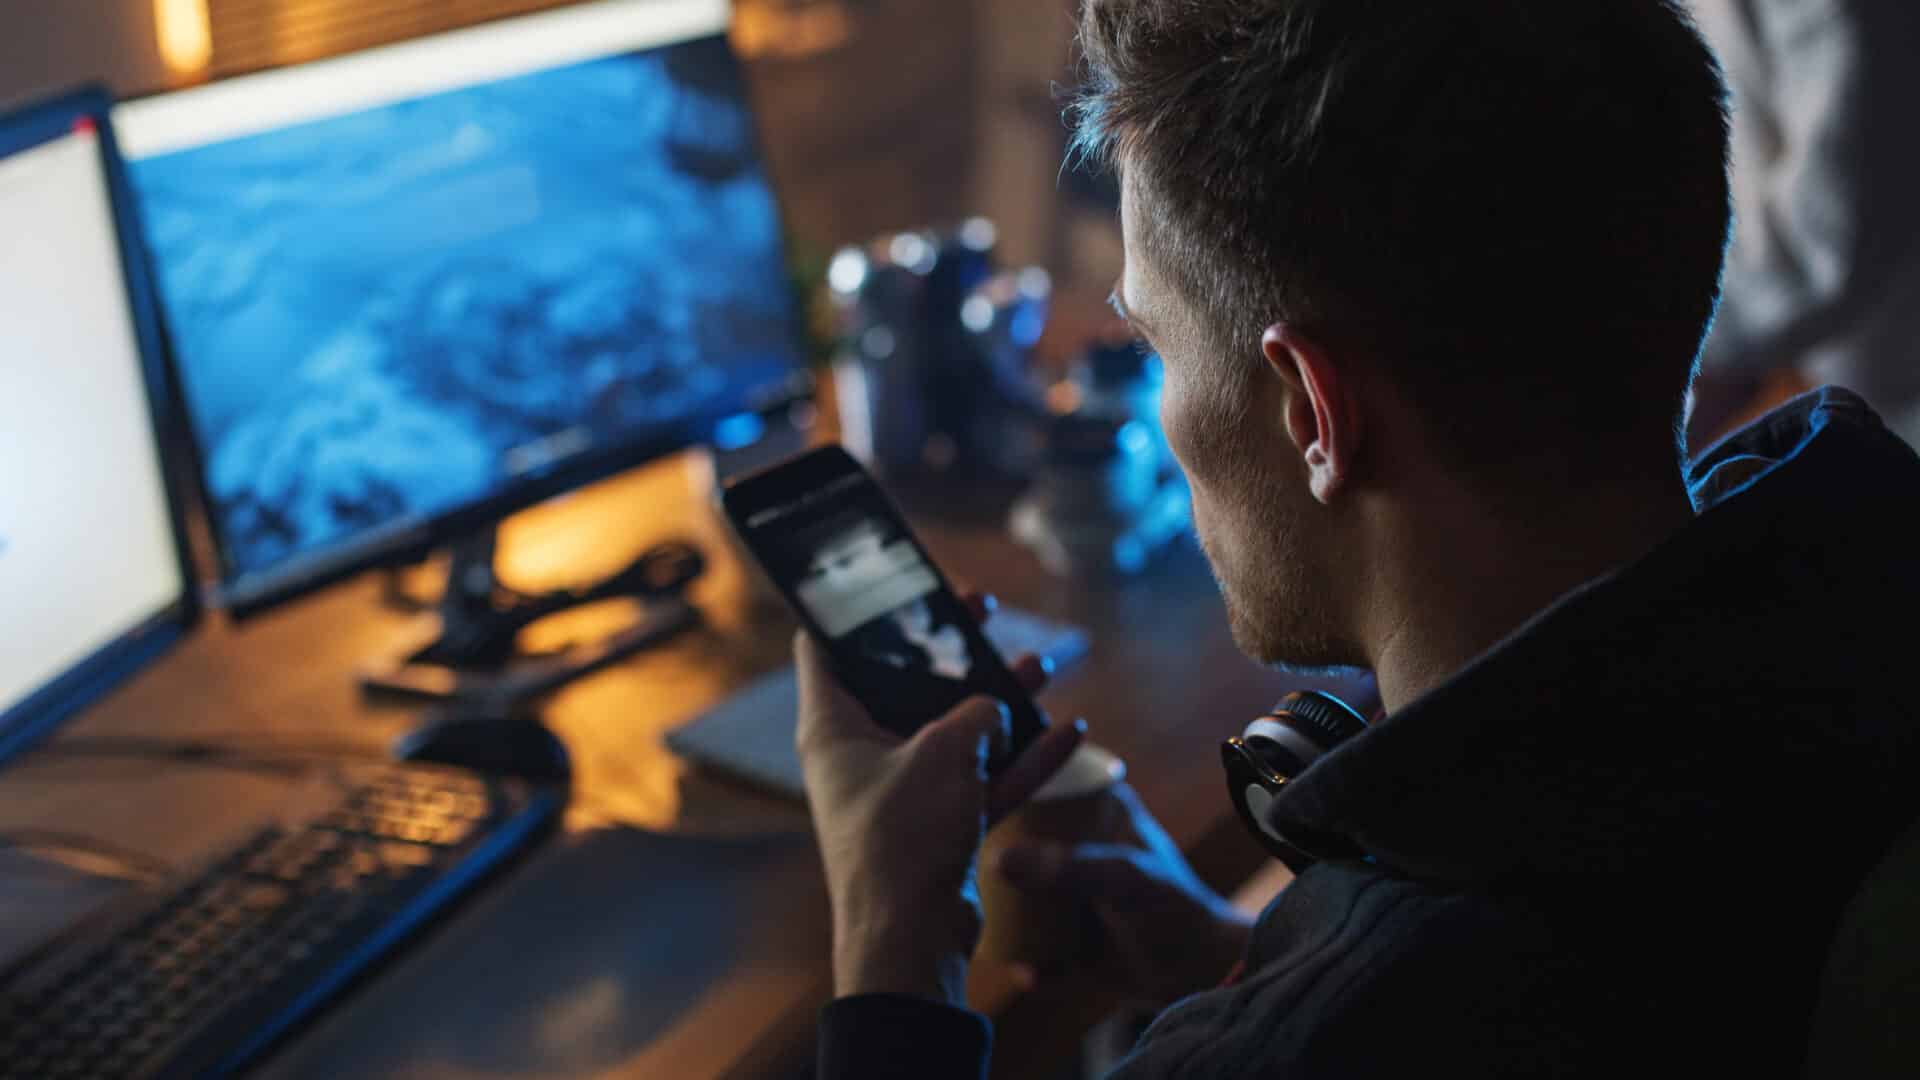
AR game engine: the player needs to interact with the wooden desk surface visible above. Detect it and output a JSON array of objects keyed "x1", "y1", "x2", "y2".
[{"x1": 0, "y1": 451, "x2": 1350, "y2": 1078}]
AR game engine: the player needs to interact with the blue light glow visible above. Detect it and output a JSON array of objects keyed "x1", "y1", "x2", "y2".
[{"x1": 712, "y1": 411, "x2": 766, "y2": 451}]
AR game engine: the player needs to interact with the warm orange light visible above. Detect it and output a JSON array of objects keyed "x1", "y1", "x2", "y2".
[
  {"x1": 155, "y1": 0, "x2": 213, "y2": 77},
  {"x1": 730, "y1": 1, "x2": 852, "y2": 60}
]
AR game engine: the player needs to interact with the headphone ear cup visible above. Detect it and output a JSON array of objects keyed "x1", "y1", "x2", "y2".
[
  {"x1": 1222, "y1": 738, "x2": 1318, "y2": 872},
  {"x1": 1222, "y1": 690, "x2": 1372, "y2": 872},
  {"x1": 1271, "y1": 690, "x2": 1369, "y2": 749}
]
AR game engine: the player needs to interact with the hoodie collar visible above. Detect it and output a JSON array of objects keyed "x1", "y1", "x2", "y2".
[{"x1": 1264, "y1": 387, "x2": 1919, "y2": 888}]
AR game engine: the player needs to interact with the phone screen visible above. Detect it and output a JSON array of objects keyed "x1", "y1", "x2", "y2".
[{"x1": 731, "y1": 456, "x2": 1043, "y2": 757}]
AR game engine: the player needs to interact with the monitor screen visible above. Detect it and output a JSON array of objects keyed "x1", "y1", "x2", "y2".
[
  {"x1": 114, "y1": 0, "x2": 809, "y2": 611},
  {"x1": 0, "y1": 108, "x2": 191, "y2": 750}
]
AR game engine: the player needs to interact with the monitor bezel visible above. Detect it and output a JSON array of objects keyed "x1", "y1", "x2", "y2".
[
  {"x1": 118, "y1": 7, "x2": 816, "y2": 620},
  {"x1": 0, "y1": 86, "x2": 203, "y2": 767}
]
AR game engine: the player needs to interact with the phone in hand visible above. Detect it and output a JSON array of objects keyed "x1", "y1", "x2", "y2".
[{"x1": 720, "y1": 443, "x2": 1047, "y2": 770}]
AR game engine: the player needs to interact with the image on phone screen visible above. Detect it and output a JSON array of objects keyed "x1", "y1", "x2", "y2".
[
  {"x1": 797, "y1": 514, "x2": 977, "y2": 685},
  {"x1": 738, "y1": 468, "x2": 1022, "y2": 739}
]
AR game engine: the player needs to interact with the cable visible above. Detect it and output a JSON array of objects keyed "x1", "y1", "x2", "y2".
[
  {"x1": 385, "y1": 538, "x2": 707, "y2": 616},
  {"x1": 37, "y1": 733, "x2": 382, "y2": 768},
  {"x1": 415, "y1": 537, "x2": 708, "y2": 670},
  {"x1": 0, "y1": 832, "x2": 174, "y2": 991},
  {"x1": 0, "y1": 829, "x2": 173, "y2": 884}
]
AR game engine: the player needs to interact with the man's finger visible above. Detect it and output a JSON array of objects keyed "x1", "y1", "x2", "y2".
[
  {"x1": 1108, "y1": 782, "x2": 1179, "y2": 853},
  {"x1": 1009, "y1": 653, "x2": 1052, "y2": 695},
  {"x1": 959, "y1": 590, "x2": 998, "y2": 625},
  {"x1": 793, "y1": 632, "x2": 886, "y2": 751},
  {"x1": 911, "y1": 695, "x2": 1010, "y2": 774},
  {"x1": 986, "y1": 718, "x2": 1084, "y2": 824},
  {"x1": 995, "y1": 842, "x2": 1154, "y2": 901}
]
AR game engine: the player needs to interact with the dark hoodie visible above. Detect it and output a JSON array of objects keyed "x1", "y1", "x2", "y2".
[{"x1": 819, "y1": 387, "x2": 1920, "y2": 1078}]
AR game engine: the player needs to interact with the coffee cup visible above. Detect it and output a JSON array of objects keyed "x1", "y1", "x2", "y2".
[{"x1": 976, "y1": 742, "x2": 1128, "y2": 978}]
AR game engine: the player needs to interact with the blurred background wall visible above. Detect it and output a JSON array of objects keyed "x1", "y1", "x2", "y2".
[{"x1": 0, "y1": 0, "x2": 175, "y2": 109}]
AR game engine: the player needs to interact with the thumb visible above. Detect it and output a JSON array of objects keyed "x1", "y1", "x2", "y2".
[
  {"x1": 996, "y1": 842, "x2": 1154, "y2": 901},
  {"x1": 794, "y1": 632, "x2": 880, "y2": 750},
  {"x1": 910, "y1": 695, "x2": 1010, "y2": 777}
]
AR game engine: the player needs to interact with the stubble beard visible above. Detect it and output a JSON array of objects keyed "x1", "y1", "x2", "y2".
[
  {"x1": 1177, "y1": 365, "x2": 1356, "y2": 673},
  {"x1": 1197, "y1": 488, "x2": 1354, "y2": 674}
]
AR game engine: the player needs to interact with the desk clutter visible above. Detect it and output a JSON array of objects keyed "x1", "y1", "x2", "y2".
[{"x1": 826, "y1": 223, "x2": 1192, "y2": 576}]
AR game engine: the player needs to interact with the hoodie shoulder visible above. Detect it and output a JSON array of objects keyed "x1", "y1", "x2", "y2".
[
  {"x1": 1109, "y1": 864, "x2": 1595, "y2": 1078},
  {"x1": 1689, "y1": 384, "x2": 1916, "y2": 510}
]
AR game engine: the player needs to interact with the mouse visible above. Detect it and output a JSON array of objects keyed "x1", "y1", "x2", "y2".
[{"x1": 393, "y1": 713, "x2": 572, "y2": 786}]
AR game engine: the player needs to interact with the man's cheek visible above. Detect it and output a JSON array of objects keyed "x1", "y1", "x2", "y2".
[
  {"x1": 1160, "y1": 373, "x2": 1240, "y2": 485},
  {"x1": 1158, "y1": 383, "x2": 1202, "y2": 476}
]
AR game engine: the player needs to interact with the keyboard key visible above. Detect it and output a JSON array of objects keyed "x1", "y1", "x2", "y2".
[
  {"x1": 240, "y1": 882, "x2": 290, "y2": 912},
  {"x1": 432, "y1": 817, "x2": 478, "y2": 846},
  {"x1": 381, "y1": 841, "x2": 435, "y2": 869}
]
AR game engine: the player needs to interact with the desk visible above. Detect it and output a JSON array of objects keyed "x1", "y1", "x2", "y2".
[{"x1": 0, "y1": 451, "x2": 1349, "y2": 1078}]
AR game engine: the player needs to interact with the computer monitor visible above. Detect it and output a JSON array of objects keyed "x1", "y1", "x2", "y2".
[
  {"x1": 112, "y1": 0, "x2": 812, "y2": 625},
  {"x1": 0, "y1": 89, "x2": 200, "y2": 766}
]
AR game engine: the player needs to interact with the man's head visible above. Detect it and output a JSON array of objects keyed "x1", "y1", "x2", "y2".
[{"x1": 1077, "y1": 0, "x2": 1731, "y2": 667}]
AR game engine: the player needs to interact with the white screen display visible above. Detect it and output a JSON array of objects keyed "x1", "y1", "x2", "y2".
[{"x1": 0, "y1": 125, "x2": 184, "y2": 717}]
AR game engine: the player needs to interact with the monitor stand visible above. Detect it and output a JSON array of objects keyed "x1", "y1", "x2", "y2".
[{"x1": 358, "y1": 527, "x2": 702, "y2": 710}]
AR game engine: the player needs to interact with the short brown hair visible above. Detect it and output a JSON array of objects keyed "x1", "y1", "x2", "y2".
[{"x1": 1074, "y1": 0, "x2": 1732, "y2": 471}]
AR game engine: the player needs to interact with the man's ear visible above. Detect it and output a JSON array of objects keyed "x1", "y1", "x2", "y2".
[{"x1": 1261, "y1": 324, "x2": 1357, "y2": 504}]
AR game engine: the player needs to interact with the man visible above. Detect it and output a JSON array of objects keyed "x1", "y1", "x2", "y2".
[
  {"x1": 796, "y1": 1, "x2": 1920, "y2": 1076},
  {"x1": 1688, "y1": 0, "x2": 1920, "y2": 449}
]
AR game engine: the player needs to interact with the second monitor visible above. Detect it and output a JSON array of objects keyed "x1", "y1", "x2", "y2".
[
  {"x1": 114, "y1": 0, "x2": 813, "y2": 699},
  {"x1": 114, "y1": 0, "x2": 811, "y2": 621}
]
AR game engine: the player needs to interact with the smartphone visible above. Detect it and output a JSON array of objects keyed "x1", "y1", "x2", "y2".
[{"x1": 720, "y1": 443, "x2": 1047, "y2": 769}]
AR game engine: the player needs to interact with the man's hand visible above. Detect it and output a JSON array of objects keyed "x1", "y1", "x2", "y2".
[
  {"x1": 996, "y1": 783, "x2": 1255, "y2": 1007},
  {"x1": 796, "y1": 596, "x2": 1084, "y2": 1006}
]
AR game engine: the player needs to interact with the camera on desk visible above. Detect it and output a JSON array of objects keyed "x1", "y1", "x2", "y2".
[
  {"x1": 1011, "y1": 343, "x2": 1191, "y2": 577},
  {"x1": 827, "y1": 218, "x2": 1034, "y2": 480},
  {"x1": 826, "y1": 219, "x2": 1189, "y2": 575}
]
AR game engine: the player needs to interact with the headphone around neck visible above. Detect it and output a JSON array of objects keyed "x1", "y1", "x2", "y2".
[{"x1": 1222, "y1": 690, "x2": 1371, "y2": 873}]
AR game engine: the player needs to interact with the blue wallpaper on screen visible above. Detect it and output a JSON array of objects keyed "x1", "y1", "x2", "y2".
[{"x1": 129, "y1": 37, "x2": 804, "y2": 579}]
